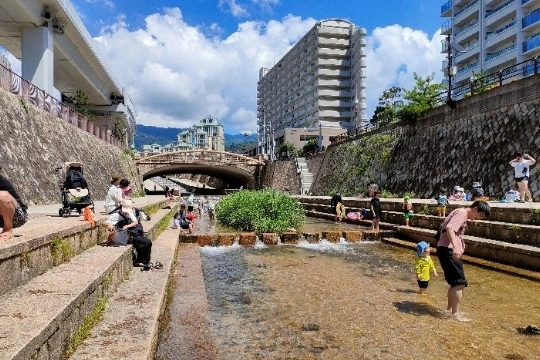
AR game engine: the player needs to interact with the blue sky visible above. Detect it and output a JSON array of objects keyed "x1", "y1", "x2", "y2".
[{"x1": 17, "y1": 1, "x2": 448, "y2": 135}]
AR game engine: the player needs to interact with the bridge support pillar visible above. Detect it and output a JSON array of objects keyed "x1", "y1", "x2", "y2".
[{"x1": 21, "y1": 24, "x2": 54, "y2": 94}]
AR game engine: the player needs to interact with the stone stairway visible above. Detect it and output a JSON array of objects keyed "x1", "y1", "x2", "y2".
[
  {"x1": 296, "y1": 196, "x2": 540, "y2": 276},
  {"x1": 0, "y1": 197, "x2": 178, "y2": 360},
  {"x1": 296, "y1": 157, "x2": 314, "y2": 195}
]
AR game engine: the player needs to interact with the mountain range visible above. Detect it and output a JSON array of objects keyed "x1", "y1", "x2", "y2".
[{"x1": 134, "y1": 124, "x2": 257, "y2": 151}]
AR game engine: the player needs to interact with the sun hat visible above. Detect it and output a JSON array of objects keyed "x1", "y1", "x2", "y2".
[
  {"x1": 472, "y1": 182, "x2": 481, "y2": 188},
  {"x1": 110, "y1": 173, "x2": 122, "y2": 185},
  {"x1": 416, "y1": 241, "x2": 429, "y2": 256},
  {"x1": 121, "y1": 199, "x2": 133, "y2": 213}
]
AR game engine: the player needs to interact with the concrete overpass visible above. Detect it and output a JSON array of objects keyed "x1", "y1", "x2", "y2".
[
  {"x1": 136, "y1": 150, "x2": 266, "y2": 189},
  {"x1": 0, "y1": 0, "x2": 135, "y2": 142}
]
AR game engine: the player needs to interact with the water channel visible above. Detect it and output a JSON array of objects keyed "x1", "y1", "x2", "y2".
[{"x1": 156, "y1": 216, "x2": 540, "y2": 360}]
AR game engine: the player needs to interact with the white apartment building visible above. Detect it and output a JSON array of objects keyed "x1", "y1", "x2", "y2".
[
  {"x1": 177, "y1": 117, "x2": 225, "y2": 152},
  {"x1": 138, "y1": 117, "x2": 225, "y2": 157},
  {"x1": 441, "y1": 0, "x2": 540, "y2": 92},
  {"x1": 257, "y1": 19, "x2": 367, "y2": 155}
]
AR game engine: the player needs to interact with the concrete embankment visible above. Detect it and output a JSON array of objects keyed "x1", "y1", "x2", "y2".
[{"x1": 0, "y1": 195, "x2": 176, "y2": 360}]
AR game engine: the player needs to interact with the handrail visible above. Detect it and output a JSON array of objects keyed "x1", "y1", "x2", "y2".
[
  {"x1": 485, "y1": 0, "x2": 515, "y2": 18},
  {"x1": 455, "y1": 0, "x2": 479, "y2": 18},
  {"x1": 0, "y1": 63, "x2": 123, "y2": 148}
]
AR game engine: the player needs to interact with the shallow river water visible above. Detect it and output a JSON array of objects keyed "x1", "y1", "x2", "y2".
[{"x1": 157, "y1": 219, "x2": 540, "y2": 359}]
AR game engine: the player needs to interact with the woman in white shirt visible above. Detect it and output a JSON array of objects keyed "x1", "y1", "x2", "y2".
[
  {"x1": 510, "y1": 152, "x2": 536, "y2": 202},
  {"x1": 104, "y1": 174, "x2": 124, "y2": 213}
]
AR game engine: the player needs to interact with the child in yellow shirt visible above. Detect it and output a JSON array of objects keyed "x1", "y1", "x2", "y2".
[{"x1": 415, "y1": 241, "x2": 438, "y2": 294}]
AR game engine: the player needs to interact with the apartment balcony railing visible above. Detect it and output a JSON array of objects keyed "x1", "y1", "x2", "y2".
[
  {"x1": 0, "y1": 63, "x2": 123, "y2": 148},
  {"x1": 522, "y1": 9, "x2": 540, "y2": 29},
  {"x1": 455, "y1": 41, "x2": 480, "y2": 59},
  {"x1": 455, "y1": 0, "x2": 480, "y2": 18},
  {"x1": 485, "y1": 43, "x2": 517, "y2": 61},
  {"x1": 485, "y1": 0, "x2": 516, "y2": 18},
  {"x1": 456, "y1": 61, "x2": 480, "y2": 75},
  {"x1": 523, "y1": 32, "x2": 540, "y2": 52},
  {"x1": 441, "y1": 0, "x2": 452, "y2": 16},
  {"x1": 441, "y1": 19, "x2": 452, "y2": 34},
  {"x1": 448, "y1": 57, "x2": 540, "y2": 100},
  {"x1": 522, "y1": 0, "x2": 533, "y2": 5},
  {"x1": 486, "y1": 20, "x2": 517, "y2": 39},
  {"x1": 454, "y1": 20, "x2": 479, "y2": 37}
]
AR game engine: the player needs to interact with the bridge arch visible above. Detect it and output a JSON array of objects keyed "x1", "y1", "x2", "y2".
[{"x1": 136, "y1": 150, "x2": 265, "y2": 189}]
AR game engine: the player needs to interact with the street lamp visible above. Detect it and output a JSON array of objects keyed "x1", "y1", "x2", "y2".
[{"x1": 442, "y1": 34, "x2": 466, "y2": 109}]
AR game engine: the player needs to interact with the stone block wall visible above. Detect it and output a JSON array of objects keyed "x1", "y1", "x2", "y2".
[
  {"x1": 0, "y1": 88, "x2": 141, "y2": 205},
  {"x1": 261, "y1": 160, "x2": 301, "y2": 194},
  {"x1": 308, "y1": 74, "x2": 540, "y2": 199}
]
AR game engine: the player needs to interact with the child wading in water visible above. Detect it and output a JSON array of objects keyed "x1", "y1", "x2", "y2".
[
  {"x1": 437, "y1": 188, "x2": 449, "y2": 217},
  {"x1": 403, "y1": 196, "x2": 413, "y2": 226},
  {"x1": 415, "y1": 241, "x2": 438, "y2": 294}
]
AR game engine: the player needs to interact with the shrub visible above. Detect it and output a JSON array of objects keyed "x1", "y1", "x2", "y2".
[{"x1": 215, "y1": 189, "x2": 305, "y2": 234}]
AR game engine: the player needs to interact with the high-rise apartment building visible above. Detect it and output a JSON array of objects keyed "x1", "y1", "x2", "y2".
[
  {"x1": 441, "y1": 0, "x2": 540, "y2": 92},
  {"x1": 177, "y1": 117, "x2": 225, "y2": 152},
  {"x1": 257, "y1": 19, "x2": 367, "y2": 155}
]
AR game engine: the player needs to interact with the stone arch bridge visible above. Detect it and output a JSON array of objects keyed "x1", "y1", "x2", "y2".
[{"x1": 136, "y1": 150, "x2": 266, "y2": 189}]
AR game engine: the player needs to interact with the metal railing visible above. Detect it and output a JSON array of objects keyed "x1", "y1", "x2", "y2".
[
  {"x1": 0, "y1": 63, "x2": 123, "y2": 148},
  {"x1": 446, "y1": 57, "x2": 540, "y2": 100},
  {"x1": 485, "y1": 0, "x2": 515, "y2": 18}
]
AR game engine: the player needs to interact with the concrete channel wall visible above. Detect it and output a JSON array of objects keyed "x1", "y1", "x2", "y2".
[
  {"x1": 0, "y1": 87, "x2": 142, "y2": 206},
  {"x1": 296, "y1": 195, "x2": 540, "y2": 274}
]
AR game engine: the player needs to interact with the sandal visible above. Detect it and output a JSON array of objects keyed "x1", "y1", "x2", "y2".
[{"x1": 154, "y1": 261, "x2": 164, "y2": 269}]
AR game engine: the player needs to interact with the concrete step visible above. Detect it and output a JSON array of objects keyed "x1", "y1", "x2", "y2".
[
  {"x1": 0, "y1": 201, "x2": 176, "y2": 360},
  {"x1": 301, "y1": 202, "x2": 540, "y2": 248},
  {"x1": 296, "y1": 195, "x2": 540, "y2": 226},
  {"x1": 0, "y1": 198, "x2": 171, "y2": 298},
  {"x1": 0, "y1": 244, "x2": 132, "y2": 360},
  {"x1": 70, "y1": 228, "x2": 180, "y2": 360},
  {"x1": 305, "y1": 209, "x2": 540, "y2": 272}
]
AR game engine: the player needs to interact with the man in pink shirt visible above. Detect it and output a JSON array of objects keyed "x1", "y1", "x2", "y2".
[{"x1": 437, "y1": 201, "x2": 490, "y2": 322}]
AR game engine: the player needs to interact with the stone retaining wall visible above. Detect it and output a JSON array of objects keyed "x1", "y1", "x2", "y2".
[
  {"x1": 308, "y1": 74, "x2": 540, "y2": 198},
  {"x1": 0, "y1": 88, "x2": 142, "y2": 205}
]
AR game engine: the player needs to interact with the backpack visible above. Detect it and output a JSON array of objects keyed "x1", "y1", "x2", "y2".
[{"x1": 65, "y1": 169, "x2": 87, "y2": 189}]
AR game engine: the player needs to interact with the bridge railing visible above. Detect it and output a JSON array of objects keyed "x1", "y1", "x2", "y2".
[
  {"x1": 137, "y1": 150, "x2": 264, "y2": 167},
  {"x1": 0, "y1": 63, "x2": 123, "y2": 148}
]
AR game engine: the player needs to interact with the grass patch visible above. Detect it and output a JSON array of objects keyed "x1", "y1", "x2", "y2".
[
  {"x1": 50, "y1": 238, "x2": 74, "y2": 265},
  {"x1": 65, "y1": 297, "x2": 107, "y2": 358}
]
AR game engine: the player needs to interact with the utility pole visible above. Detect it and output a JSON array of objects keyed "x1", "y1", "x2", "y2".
[{"x1": 445, "y1": 33, "x2": 457, "y2": 109}]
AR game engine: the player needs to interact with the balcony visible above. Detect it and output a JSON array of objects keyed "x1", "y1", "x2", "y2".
[
  {"x1": 318, "y1": 68, "x2": 351, "y2": 77},
  {"x1": 455, "y1": 61, "x2": 479, "y2": 78},
  {"x1": 523, "y1": 32, "x2": 540, "y2": 53},
  {"x1": 454, "y1": 20, "x2": 480, "y2": 39},
  {"x1": 522, "y1": 0, "x2": 540, "y2": 8},
  {"x1": 317, "y1": 58, "x2": 350, "y2": 67},
  {"x1": 441, "y1": 19, "x2": 452, "y2": 35},
  {"x1": 485, "y1": 0, "x2": 516, "y2": 17},
  {"x1": 454, "y1": 0, "x2": 480, "y2": 23},
  {"x1": 318, "y1": 79, "x2": 351, "y2": 88},
  {"x1": 485, "y1": 44, "x2": 517, "y2": 70},
  {"x1": 441, "y1": 0, "x2": 452, "y2": 16},
  {"x1": 486, "y1": 20, "x2": 517, "y2": 40},
  {"x1": 455, "y1": 42, "x2": 480, "y2": 62},
  {"x1": 317, "y1": 27, "x2": 350, "y2": 37},
  {"x1": 522, "y1": 9, "x2": 540, "y2": 31},
  {"x1": 318, "y1": 37, "x2": 350, "y2": 47},
  {"x1": 317, "y1": 48, "x2": 348, "y2": 57}
]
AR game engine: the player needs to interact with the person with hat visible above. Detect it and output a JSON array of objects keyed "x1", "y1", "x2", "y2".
[
  {"x1": 414, "y1": 241, "x2": 437, "y2": 294},
  {"x1": 470, "y1": 182, "x2": 485, "y2": 200},
  {"x1": 403, "y1": 196, "x2": 413, "y2": 226},
  {"x1": 510, "y1": 152, "x2": 536, "y2": 202},
  {"x1": 104, "y1": 173, "x2": 124, "y2": 214}
]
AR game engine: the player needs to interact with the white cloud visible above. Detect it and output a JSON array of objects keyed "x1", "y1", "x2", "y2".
[
  {"x1": 365, "y1": 25, "x2": 445, "y2": 117},
  {"x1": 93, "y1": 8, "x2": 316, "y2": 132},
  {"x1": 219, "y1": 0, "x2": 249, "y2": 18},
  {"x1": 86, "y1": 0, "x2": 115, "y2": 10}
]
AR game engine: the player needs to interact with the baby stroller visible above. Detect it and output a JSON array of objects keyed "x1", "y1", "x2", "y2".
[{"x1": 55, "y1": 162, "x2": 94, "y2": 217}]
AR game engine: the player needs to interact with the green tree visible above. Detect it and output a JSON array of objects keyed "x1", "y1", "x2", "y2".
[
  {"x1": 399, "y1": 73, "x2": 445, "y2": 122},
  {"x1": 277, "y1": 142, "x2": 297, "y2": 159},
  {"x1": 371, "y1": 86, "x2": 404, "y2": 126},
  {"x1": 302, "y1": 138, "x2": 319, "y2": 155}
]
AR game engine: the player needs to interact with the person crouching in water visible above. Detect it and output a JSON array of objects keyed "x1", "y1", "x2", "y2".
[{"x1": 415, "y1": 241, "x2": 438, "y2": 294}]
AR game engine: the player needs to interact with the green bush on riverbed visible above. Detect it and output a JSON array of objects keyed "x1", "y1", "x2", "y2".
[{"x1": 215, "y1": 189, "x2": 305, "y2": 234}]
